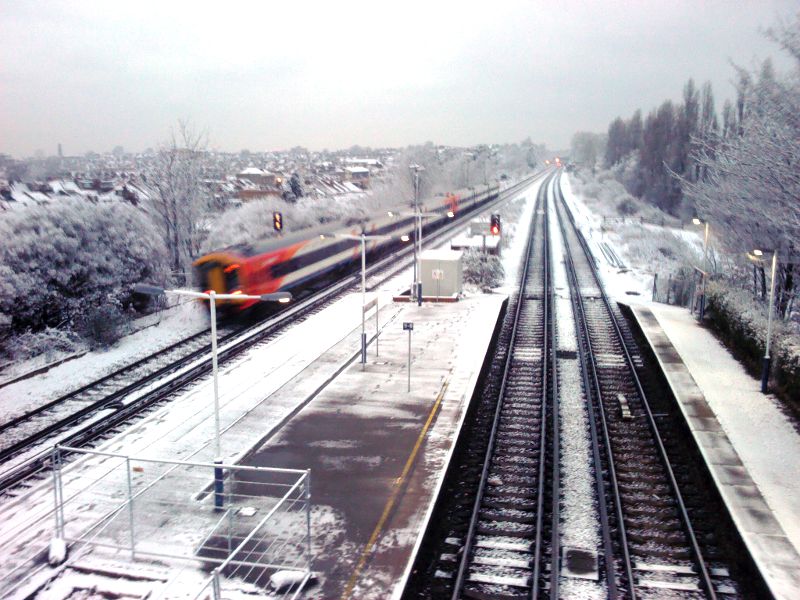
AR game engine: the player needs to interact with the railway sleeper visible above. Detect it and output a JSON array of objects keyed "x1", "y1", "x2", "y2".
[
  {"x1": 472, "y1": 550, "x2": 532, "y2": 570},
  {"x1": 477, "y1": 521, "x2": 537, "y2": 537},
  {"x1": 486, "y1": 471, "x2": 537, "y2": 486},
  {"x1": 462, "y1": 582, "x2": 531, "y2": 600},
  {"x1": 625, "y1": 514, "x2": 685, "y2": 532},
  {"x1": 629, "y1": 542, "x2": 693, "y2": 561},
  {"x1": 637, "y1": 576, "x2": 702, "y2": 593},
  {"x1": 466, "y1": 568, "x2": 531, "y2": 590},
  {"x1": 482, "y1": 496, "x2": 538, "y2": 511},
  {"x1": 484, "y1": 486, "x2": 537, "y2": 500},
  {"x1": 622, "y1": 493, "x2": 676, "y2": 510},
  {"x1": 492, "y1": 445, "x2": 538, "y2": 457},
  {"x1": 479, "y1": 507, "x2": 537, "y2": 524}
]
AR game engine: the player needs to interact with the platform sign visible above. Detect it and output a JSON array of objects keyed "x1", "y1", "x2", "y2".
[
  {"x1": 431, "y1": 269, "x2": 444, "y2": 281},
  {"x1": 404, "y1": 322, "x2": 413, "y2": 391}
]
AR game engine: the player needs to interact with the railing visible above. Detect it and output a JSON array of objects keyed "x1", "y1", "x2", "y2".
[{"x1": 48, "y1": 446, "x2": 311, "y2": 599}]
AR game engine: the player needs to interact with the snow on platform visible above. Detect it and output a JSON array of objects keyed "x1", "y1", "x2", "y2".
[
  {"x1": 0, "y1": 290, "x2": 506, "y2": 598},
  {"x1": 628, "y1": 303, "x2": 800, "y2": 600},
  {"x1": 246, "y1": 294, "x2": 507, "y2": 599}
]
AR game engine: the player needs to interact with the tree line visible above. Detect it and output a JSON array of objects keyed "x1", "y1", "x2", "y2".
[{"x1": 582, "y1": 14, "x2": 799, "y2": 318}]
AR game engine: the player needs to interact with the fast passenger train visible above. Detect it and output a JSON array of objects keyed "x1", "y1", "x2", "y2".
[{"x1": 193, "y1": 182, "x2": 500, "y2": 313}]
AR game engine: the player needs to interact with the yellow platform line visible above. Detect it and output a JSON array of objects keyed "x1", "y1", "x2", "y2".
[{"x1": 340, "y1": 378, "x2": 451, "y2": 600}]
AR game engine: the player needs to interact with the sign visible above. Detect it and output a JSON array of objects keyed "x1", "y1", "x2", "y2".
[
  {"x1": 403, "y1": 322, "x2": 414, "y2": 331},
  {"x1": 363, "y1": 297, "x2": 378, "y2": 313},
  {"x1": 431, "y1": 269, "x2": 444, "y2": 281}
]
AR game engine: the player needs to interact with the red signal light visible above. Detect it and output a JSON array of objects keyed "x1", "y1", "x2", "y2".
[{"x1": 490, "y1": 213, "x2": 501, "y2": 236}]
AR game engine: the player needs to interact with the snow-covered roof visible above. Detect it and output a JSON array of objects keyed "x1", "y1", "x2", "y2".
[
  {"x1": 239, "y1": 167, "x2": 272, "y2": 176},
  {"x1": 344, "y1": 167, "x2": 369, "y2": 174}
]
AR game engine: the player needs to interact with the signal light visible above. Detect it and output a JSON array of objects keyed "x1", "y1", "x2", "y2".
[
  {"x1": 489, "y1": 214, "x2": 500, "y2": 235},
  {"x1": 273, "y1": 211, "x2": 283, "y2": 232},
  {"x1": 490, "y1": 213, "x2": 501, "y2": 236}
]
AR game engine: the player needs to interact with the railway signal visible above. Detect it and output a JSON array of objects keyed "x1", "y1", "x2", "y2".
[
  {"x1": 273, "y1": 211, "x2": 283, "y2": 232},
  {"x1": 490, "y1": 214, "x2": 501, "y2": 236}
]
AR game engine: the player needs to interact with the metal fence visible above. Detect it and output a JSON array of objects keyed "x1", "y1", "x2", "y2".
[
  {"x1": 651, "y1": 272, "x2": 697, "y2": 308},
  {"x1": 51, "y1": 446, "x2": 312, "y2": 599}
]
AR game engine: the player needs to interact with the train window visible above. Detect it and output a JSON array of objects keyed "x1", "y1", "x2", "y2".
[{"x1": 224, "y1": 264, "x2": 240, "y2": 291}]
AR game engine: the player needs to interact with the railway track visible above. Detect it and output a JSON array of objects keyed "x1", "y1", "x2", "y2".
[
  {"x1": 0, "y1": 174, "x2": 543, "y2": 495},
  {"x1": 553, "y1": 171, "x2": 740, "y2": 598},
  {"x1": 449, "y1": 172, "x2": 555, "y2": 599},
  {"x1": 407, "y1": 171, "x2": 750, "y2": 600},
  {"x1": 401, "y1": 171, "x2": 557, "y2": 599}
]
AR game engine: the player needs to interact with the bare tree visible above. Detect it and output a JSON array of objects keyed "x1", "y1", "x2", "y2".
[{"x1": 148, "y1": 121, "x2": 212, "y2": 284}]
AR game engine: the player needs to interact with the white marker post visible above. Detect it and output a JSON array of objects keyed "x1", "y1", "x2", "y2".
[{"x1": 403, "y1": 322, "x2": 414, "y2": 392}]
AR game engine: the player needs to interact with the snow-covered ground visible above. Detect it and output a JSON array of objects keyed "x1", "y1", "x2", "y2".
[{"x1": 0, "y1": 301, "x2": 207, "y2": 425}]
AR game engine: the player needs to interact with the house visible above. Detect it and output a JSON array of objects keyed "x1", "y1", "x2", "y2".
[
  {"x1": 237, "y1": 167, "x2": 277, "y2": 187},
  {"x1": 343, "y1": 166, "x2": 370, "y2": 189}
]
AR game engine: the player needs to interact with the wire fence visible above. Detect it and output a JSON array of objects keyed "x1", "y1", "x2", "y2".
[{"x1": 50, "y1": 446, "x2": 312, "y2": 599}]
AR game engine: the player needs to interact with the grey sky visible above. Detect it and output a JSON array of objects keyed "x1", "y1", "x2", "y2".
[{"x1": 1, "y1": 0, "x2": 796, "y2": 157}]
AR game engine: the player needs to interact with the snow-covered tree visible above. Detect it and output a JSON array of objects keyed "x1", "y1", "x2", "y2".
[
  {"x1": 571, "y1": 132, "x2": 606, "y2": 169},
  {"x1": 147, "y1": 121, "x2": 213, "y2": 284},
  {"x1": 684, "y1": 15, "x2": 800, "y2": 315},
  {"x1": 0, "y1": 200, "x2": 168, "y2": 336}
]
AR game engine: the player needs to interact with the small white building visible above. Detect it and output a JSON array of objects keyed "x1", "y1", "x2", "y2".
[{"x1": 420, "y1": 249, "x2": 463, "y2": 299}]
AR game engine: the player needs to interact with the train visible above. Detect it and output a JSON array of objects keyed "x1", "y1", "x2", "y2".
[{"x1": 193, "y1": 182, "x2": 501, "y2": 312}]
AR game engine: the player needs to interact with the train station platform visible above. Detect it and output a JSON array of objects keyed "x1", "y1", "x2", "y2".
[
  {"x1": 627, "y1": 303, "x2": 800, "y2": 600},
  {"x1": 246, "y1": 293, "x2": 507, "y2": 598},
  {"x1": 3, "y1": 291, "x2": 507, "y2": 598}
]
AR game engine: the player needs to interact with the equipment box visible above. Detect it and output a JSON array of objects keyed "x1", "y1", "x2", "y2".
[{"x1": 420, "y1": 249, "x2": 463, "y2": 299}]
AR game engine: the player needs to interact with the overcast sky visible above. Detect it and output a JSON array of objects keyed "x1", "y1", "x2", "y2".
[{"x1": 1, "y1": 0, "x2": 796, "y2": 157}]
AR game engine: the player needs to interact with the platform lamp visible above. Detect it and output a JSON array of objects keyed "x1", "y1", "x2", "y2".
[
  {"x1": 692, "y1": 217, "x2": 710, "y2": 320},
  {"x1": 748, "y1": 249, "x2": 779, "y2": 393},
  {"x1": 319, "y1": 231, "x2": 406, "y2": 367},
  {"x1": 388, "y1": 208, "x2": 454, "y2": 305},
  {"x1": 409, "y1": 164, "x2": 425, "y2": 304},
  {"x1": 133, "y1": 284, "x2": 291, "y2": 507}
]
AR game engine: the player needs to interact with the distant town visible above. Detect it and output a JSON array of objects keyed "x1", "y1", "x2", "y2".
[{"x1": 0, "y1": 144, "x2": 504, "y2": 211}]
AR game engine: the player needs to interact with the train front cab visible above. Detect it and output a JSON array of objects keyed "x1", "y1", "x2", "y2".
[{"x1": 193, "y1": 253, "x2": 255, "y2": 312}]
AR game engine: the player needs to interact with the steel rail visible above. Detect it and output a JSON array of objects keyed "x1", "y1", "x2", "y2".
[
  {"x1": 553, "y1": 173, "x2": 717, "y2": 599},
  {"x1": 0, "y1": 325, "x2": 235, "y2": 437},
  {"x1": 553, "y1": 172, "x2": 626, "y2": 599},
  {"x1": 450, "y1": 170, "x2": 555, "y2": 600},
  {"x1": 545, "y1": 177, "x2": 560, "y2": 600},
  {"x1": 533, "y1": 172, "x2": 557, "y2": 600}
]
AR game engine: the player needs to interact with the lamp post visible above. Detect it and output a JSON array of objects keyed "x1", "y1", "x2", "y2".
[
  {"x1": 751, "y1": 249, "x2": 778, "y2": 393},
  {"x1": 133, "y1": 284, "x2": 291, "y2": 506},
  {"x1": 692, "y1": 217, "x2": 710, "y2": 320},
  {"x1": 320, "y1": 231, "x2": 398, "y2": 367},
  {"x1": 409, "y1": 164, "x2": 425, "y2": 304},
  {"x1": 389, "y1": 208, "x2": 454, "y2": 305}
]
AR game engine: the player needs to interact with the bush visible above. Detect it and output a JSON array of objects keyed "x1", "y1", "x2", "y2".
[
  {"x1": 0, "y1": 327, "x2": 85, "y2": 364},
  {"x1": 617, "y1": 198, "x2": 638, "y2": 216},
  {"x1": 78, "y1": 304, "x2": 128, "y2": 349},
  {"x1": 0, "y1": 199, "x2": 169, "y2": 335},
  {"x1": 463, "y1": 249, "x2": 505, "y2": 290},
  {"x1": 706, "y1": 281, "x2": 800, "y2": 407}
]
